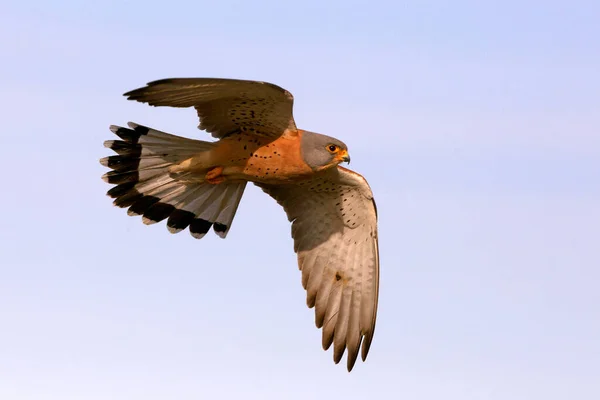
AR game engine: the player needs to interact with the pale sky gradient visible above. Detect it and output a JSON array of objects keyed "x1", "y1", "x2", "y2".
[{"x1": 1, "y1": 1, "x2": 599, "y2": 399}]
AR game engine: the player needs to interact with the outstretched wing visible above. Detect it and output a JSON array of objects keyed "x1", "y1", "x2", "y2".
[
  {"x1": 124, "y1": 78, "x2": 296, "y2": 139},
  {"x1": 258, "y1": 166, "x2": 379, "y2": 371}
]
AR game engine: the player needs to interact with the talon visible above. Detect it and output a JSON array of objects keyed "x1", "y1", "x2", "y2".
[{"x1": 206, "y1": 166, "x2": 225, "y2": 184}]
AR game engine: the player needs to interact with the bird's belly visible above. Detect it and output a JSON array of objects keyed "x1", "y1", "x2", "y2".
[{"x1": 240, "y1": 157, "x2": 313, "y2": 184}]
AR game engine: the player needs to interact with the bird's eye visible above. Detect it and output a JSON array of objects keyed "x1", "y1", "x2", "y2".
[{"x1": 328, "y1": 145, "x2": 338, "y2": 152}]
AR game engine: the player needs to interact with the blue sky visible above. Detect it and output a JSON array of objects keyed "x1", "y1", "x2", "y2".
[{"x1": 1, "y1": 1, "x2": 599, "y2": 399}]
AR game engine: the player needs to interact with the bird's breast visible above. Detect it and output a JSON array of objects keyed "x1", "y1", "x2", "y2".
[
  {"x1": 242, "y1": 132, "x2": 314, "y2": 183},
  {"x1": 217, "y1": 131, "x2": 314, "y2": 184}
]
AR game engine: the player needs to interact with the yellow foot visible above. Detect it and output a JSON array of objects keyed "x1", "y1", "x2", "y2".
[{"x1": 205, "y1": 166, "x2": 225, "y2": 184}]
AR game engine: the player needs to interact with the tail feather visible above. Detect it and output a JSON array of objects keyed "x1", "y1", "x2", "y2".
[{"x1": 102, "y1": 122, "x2": 246, "y2": 239}]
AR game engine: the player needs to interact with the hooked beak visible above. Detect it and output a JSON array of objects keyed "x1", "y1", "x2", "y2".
[{"x1": 339, "y1": 149, "x2": 351, "y2": 164}]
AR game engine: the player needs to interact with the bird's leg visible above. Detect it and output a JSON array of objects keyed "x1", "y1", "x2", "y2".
[{"x1": 205, "y1": 166, "x2": 225, "y2": 184}]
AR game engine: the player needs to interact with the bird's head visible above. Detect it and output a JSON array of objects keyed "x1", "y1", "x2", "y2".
[{"x1": 300, "y1": 130, "x2": 350, "y2": 171}]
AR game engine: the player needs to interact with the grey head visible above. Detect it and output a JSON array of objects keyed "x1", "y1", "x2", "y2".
[{"x1": 300, "y1": 130, "x2": 350, "y2": 171}]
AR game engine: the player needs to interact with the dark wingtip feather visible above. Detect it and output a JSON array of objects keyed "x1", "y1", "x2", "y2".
[
  {"x1": 102, "y1": 126, "x2": 143, "y2": 201},
  {"x1": 123, "y1": 87, "x2": 145, "y2": 100},
  {"x1": 113, "y1": 191, "x2": 143, "y2": 208},
  {"x1": 107, "y1": 182, "x2": 136, "y2": 199},
  {"x1": 213, "y1": 223, "x2": 229, "y2": 238},
  {"x1": 107, "y1": 125, "x2": 146, "y2": 143},
  {"x1": 322, "y1": 330, "x2": 334, "y2": 351},
  {"x1": 102, "y1": 170, "x2": 139, "y2": 184},
  {"x1": 190, "y1": 218, "x2": 213, "y2": 239},
  {"x1": 333, "y1": 344, "x2": 346, "y2": 365},
  {"x1": 123, "y1": 79, "x2": 167, "y2": 97},
  {"x1": 100, "y1": 155, "x2": 139, "y2": 171},
  {"x1": 126, "y1": 122, "x2": 150, "y2": 135},
  {"x1": 143, "y1": 203, "x2": 176, "y2": 225},
  {"x1": 347, "y1": 359, "x2": 355, "y2": 372},
  {"x1": 103, "y1": 140, "x2": 142, "y2": 156},
  {"x1": 123, "y1": 80, "x2": 170, "y2": 101},
  {"x1": 213, "y1": 223, "x2": 227, "y2": 233},
  {"x1": 166, "y1": 209, "x2": 195, "y2": 234},
  {"x1": 145, "y1": 78, "x2": 179, "y2": 87},
  {"x1": 346, "y1": 336, "x2": 362, "y2": 372},
  {"x1": 127, "y1": 196, "x2": 160, "y2": 216}
]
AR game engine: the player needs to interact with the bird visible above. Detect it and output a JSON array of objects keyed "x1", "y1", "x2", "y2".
[{"x1": 101, "y1": 78, "x2": 380, "y2": 371}]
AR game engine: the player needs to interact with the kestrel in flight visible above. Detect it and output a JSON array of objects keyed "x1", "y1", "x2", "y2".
[{"x1": 101, "y1": 78, "x2": 380, "y2": 371}]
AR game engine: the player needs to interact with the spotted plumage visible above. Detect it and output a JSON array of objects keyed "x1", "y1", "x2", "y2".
[{"x1": 102, "y1": 78, "x2": 379, "y2": 371}]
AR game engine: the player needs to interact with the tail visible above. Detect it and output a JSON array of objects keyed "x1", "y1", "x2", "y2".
[{"x1": 101, "y1": 122, "x2": 247, "y2": 239}]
